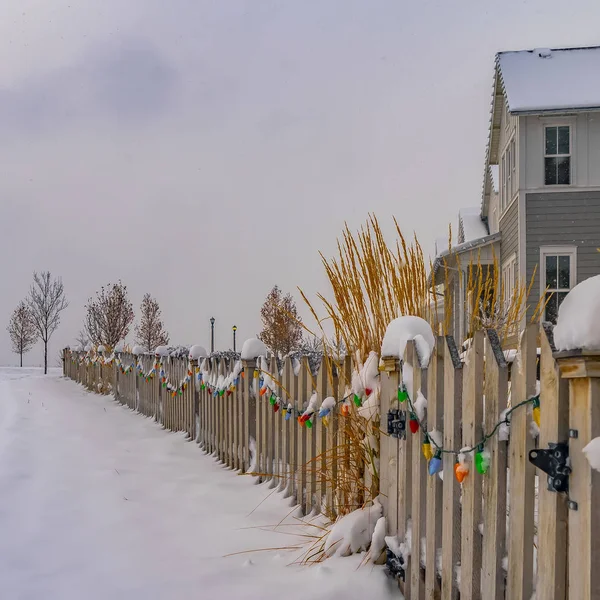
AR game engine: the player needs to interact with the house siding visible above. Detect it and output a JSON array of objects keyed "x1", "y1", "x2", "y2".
[
  {"x1": 500, "y1": 200, "x2": 519, "y2": 274},
  {"x1": 526, "y1": 190, "x2": 600, "y2": 320}
]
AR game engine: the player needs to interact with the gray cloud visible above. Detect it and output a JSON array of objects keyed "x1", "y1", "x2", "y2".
[{"x1": 0, "y1": 38, "x2": 177, "y2": 133}]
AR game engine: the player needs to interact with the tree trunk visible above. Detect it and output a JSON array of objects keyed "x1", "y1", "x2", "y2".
[
  {"x1": 44, "y1": 339, "x2": 48, "y2": 375},
  {"x1": 20, "y1": 351, "x2": 23, "y2": 368}
]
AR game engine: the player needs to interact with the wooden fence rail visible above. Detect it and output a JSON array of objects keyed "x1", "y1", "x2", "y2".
[{"x1": 63, "y1": 324, "x2": 600, "y2": 599}]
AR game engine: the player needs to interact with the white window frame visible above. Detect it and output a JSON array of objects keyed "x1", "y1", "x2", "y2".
[
  {"x1": 500, "y1": 135, "x2": 517, "y2": 215},
  {"x1": 543, "y1": 124, "x2": 572, "y2": 186},
  {"x1": 540, "y1": 245, "x2": 577, "y2": 322},
  {"x1": 502, "y1": 254, "x2": 517, "y2": 311}
]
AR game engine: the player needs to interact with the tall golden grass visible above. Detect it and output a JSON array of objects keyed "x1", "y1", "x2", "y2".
[{"x1": 296, "y1": 214, "x2": 546, "y2": 530}]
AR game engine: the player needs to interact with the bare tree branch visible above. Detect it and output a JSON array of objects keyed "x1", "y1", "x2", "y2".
[
  {"x1": 27, "y1": 272, "x2": 68, "y2": 374},
  {"x1": 7, "y1": 301, "x2": 38, "y2": 367},
  {"x1": 135, "y1": 293, "x2": 169, "y2": 351},
  {"x1": 85, "y1": 281, "x2": 134, "y2": 349}
]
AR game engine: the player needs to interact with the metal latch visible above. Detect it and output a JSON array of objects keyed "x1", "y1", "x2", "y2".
[
  {"x1": 387, "y1": 409, "x2": 406, "y2": 439},
  {"x1": 385, "y1": 549, "x2": 405, "y2": 581},
  {"x1": 528, "y1": 442, "x2": 570, "y2": 493}
]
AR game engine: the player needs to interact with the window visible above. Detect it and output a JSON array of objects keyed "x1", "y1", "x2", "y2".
[
  {"x1": 540, "y1": 247, "x2": 576, "y2": 324},
  {"x1": 545, "y1": 126, "x2": 571, "y2": 185},
  {"x1": 500, "y1": 138, "x2": 516, "y2": 212},
  {"x1": 502, "y1": 255, "x2": 517, "y2": 311}
]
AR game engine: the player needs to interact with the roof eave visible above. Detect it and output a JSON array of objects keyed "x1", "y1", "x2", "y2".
[{"x1": 511, "y1": 106, "x2": 600, "y2": 116}]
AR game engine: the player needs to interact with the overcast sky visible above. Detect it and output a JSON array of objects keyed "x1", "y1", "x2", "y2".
[{"x1": 2, "y1": 0, "x2": 599, "y2": 366}]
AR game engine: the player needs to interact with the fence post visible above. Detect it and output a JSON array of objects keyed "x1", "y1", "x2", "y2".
[{"x1": 555, "y1": 348, "x2": 600, "y2": 600}]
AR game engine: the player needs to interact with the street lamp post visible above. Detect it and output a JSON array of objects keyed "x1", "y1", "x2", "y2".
[
  {"x1": 210, "y1": 317, "x2": 215, "y2": 353},
  {"x1": 232, "y1": 325, "x2": 237, "y2": 352}
]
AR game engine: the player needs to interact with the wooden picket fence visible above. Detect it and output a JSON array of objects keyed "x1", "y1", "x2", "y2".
[{"x1": 63, "y1": 324, "x2": 600, "y2": 600}]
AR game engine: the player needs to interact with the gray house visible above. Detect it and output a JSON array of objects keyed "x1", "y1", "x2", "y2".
[{"x1": 432, "y1": 45, "x2": 600, "y2": 345}]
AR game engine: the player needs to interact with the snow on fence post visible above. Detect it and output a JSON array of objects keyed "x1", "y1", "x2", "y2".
[
  {"x1": 536, "y1": 325, "x2": 568, "y2": 600},
  {"x1": 555, "y1": 348, "x2": 600, "y2": 600},
  {"x1": 441, "y1": 336, "x2": 463, "y2": 600},
  {"x1": 241, "y1": 357, "x2": 257, "y2": 473},
  {"x1": 190, "y1": 358, "x2": 199, "y2": 442},
  {"x1": 425, "y1": 337, "x2": 444, "y2": 598},
  {"x1": 460, "y1": 330, "x2": 484, "y2": 600},
  {"x1": 506, "y1": 325, "x2": 537, "y2": 600},
  {"x1": 481, "y1": 329, "x2": 509, "y2": 600}
]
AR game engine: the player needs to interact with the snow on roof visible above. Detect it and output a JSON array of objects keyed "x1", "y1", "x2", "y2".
[
  {"x1": 498, "y1": 46, "x2": 600, "y2": 113},
  {"x1": 459, "y1": 207, "x2": 488, "y2": 243},
  {"x1": 489, "y1": 165, "x2": 499, "y2": 193}
]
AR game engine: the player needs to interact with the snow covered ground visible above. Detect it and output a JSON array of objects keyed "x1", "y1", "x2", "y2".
[{"x1": 0, "y1": 368, "x2": 396, "y2": 600}]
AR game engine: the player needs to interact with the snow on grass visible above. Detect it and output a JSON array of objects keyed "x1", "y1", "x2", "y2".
[
  {"x1": 554, "y1": 274, "x2": 600, "y2": 351},
  {"x1": 0, "y1": 369, "x2": 397, "y2": 599}
]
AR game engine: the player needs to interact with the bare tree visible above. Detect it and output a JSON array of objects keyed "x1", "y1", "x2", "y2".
[
  {"x1": 28, "y1": 272, "x2": 69, "y2": 374},
  {"x1": 85, "y1": 281, "x2": 134, "y2": 349},
  {"x1": 259, "y1": 285, "x2": 303, "y2": 357},
  {"x1": 135, "y1": 293, "x2": 169, "y2": 351},
  {"x1": 7, "y1": 301, "x2": 38, "y2": 367}
]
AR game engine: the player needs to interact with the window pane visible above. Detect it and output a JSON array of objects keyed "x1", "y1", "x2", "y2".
[
  {"x1": 546, "y1": 126, "x2": 557, "y2": 155},
  {"x1": 558, "y1": 255, "x2": 571, "y2": 289},
  {"x1": 545, "y1": 157, "x2": 557, "y2": 185},
  {"x1": 558, "y1": 126, "x2": 570, "y2": 154},
  {"x1": 556, "y1": 291, "x2": 569, "y2": 317},
  {"x1": 546, "y1": 255, "x2": 558, "y2": 288},
  {"x1": 545, "y1": 292, "x2": 558, "y2": 324},
  {"x1": 557, "y1": 157, "x2": 571, "y2": 184}
]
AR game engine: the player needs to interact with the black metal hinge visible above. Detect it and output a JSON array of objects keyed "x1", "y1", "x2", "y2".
[
  {"x1": 387, "y1": 409, "x2": 406, "y2": 439},
  {"x1": 385, "y1": 549, "x2": 405, "y2": 581},
  {"x1": 528, "y1": 442, "x2": 570, "y2": 493}
]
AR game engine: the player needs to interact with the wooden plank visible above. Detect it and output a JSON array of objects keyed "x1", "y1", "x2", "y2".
[
  {"x1": 460, "y1": 330, "x2": 484, "y2": 600},
  {"x1": 304, "y1": 359, "x2": 316, "y2": 513},
  {"x1": 481, "y1": 330, "x2": 509, "y2": 600},
  {"x1": 425, "y1": 338, "x2": 444, "y2": 599},
  {"x1": 380, "y1": 356, "x2": 399, "y2": 540},
  {"x1": 242, "y1": 359, "x2": 257, "y2": 472},
  {"x1": 536, "y1": 325, "x2": 568, "y2": 600},
  {"x1": 325, "y1": 356, "x2": 340, "y2": 517},
  {"x1": 506, "y1": 325, "x2": 537, "y2": 600},
  {"x1": 271, "y1": 357, "x2": 281, "y2": 485},
  {"x1": 409, "y1": 340, "x2": 427, "y2": 600},
  {"x1": 297, "y1": 358, "x2": 309, "y2": 512},
  {"x1": 441, "y1": 337, "x2": 463, "y2": 600},
  {"x1": 314, "y1": 356, "x2": 330, "y2": 513},
  {"x1": 285, "y1": 357, "x2": 298, "y2": 499},
  {"x1": 398, "y1": 345, "x2": 413, "y2": 599},
  {"x1": 279, "y1": 358, "x2": 291, "y2": 492}
]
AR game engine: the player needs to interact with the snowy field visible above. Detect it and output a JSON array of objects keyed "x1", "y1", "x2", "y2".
[{"x1": 0, "y1": 368, "x2": 396, "y2": 600}]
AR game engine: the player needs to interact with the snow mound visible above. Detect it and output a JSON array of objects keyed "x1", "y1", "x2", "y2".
[
  {"x1": 154, "y1": 345, "x2": 170, "y2": 357},
  {"x1": 554, "y1": 275, "x2": 600, "y2": 351},
  {"x1": 132, "y1": 345, "x2": 145, "y2": 356},
  {"x1": 113, "y1": 341, "x2": 125, "y2": 353},
  {"x1": 241, "y1": 338, "x2": 267, "y2": 360},
  {"x1": 189, "y1": 345, "x2": 208, "y2": 360},
  {"x1": 381, "y1": 316, "x2": 435, "y2": 367},
  {"x1": 97, "y1": 345, "x2": 105, "y2": 353},
  {"x1": 583, "y1": 437, "x2": 600, "y2": 472},
  {"x1": 324, "y1": 500, "x2": 383, "y2": 557}
]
